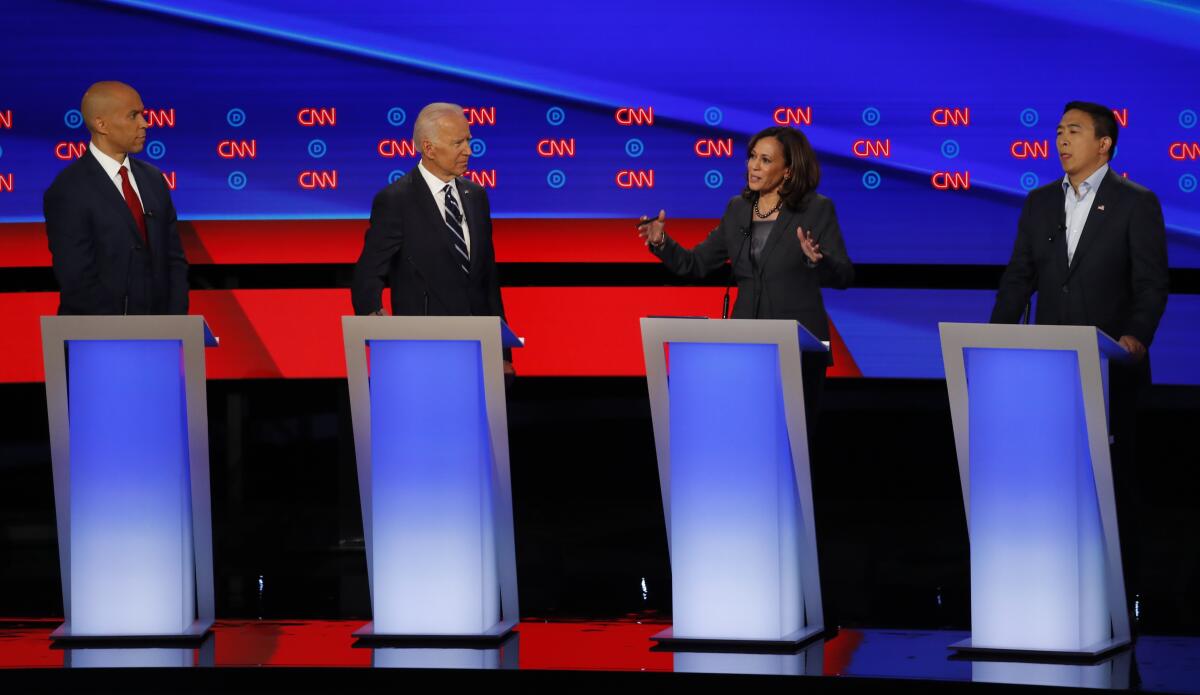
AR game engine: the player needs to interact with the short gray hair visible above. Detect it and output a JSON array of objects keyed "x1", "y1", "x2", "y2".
[{"x1": 413, "y1": 102, "x2": 464, "y2": 149}]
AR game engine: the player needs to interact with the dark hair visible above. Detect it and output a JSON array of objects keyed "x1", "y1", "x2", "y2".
[
  {"x1": 741, "y1": 126, "x2": 820, "y2": 210},
  {"x1": 1063, "y1": 101, "x2": 1119, "y2": 161}
]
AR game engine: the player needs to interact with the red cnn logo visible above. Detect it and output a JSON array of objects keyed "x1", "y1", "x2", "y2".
[
  {"x1": 694, "y1": 138, "x2": 734, "y2": 157},
  {"x1": 1011, "y1": 140, "x2": 1050, "y2": 159},
  {"x1": 298, "y1": 170, "x2": 338, "y2": 189},
  {"x1": 615, "y1": 107, "x2": 654, "y2": 126},
  {"x1": 464, "y1": 107, "x2": 496, "y2": 126},
  {"x1": 218, "y1": 140, "x2": 257, "y2": 159},
  {"x1": 931, "y1": 171, "x2": 971, "y2": 190},
  {"x1": 378, "y1": 139, "x2": 419, "y2": 158},
  {"x1": 143, "y1": 108, "x2": 175, "y2": 128},
  {"x1": 0, "y1": 110, "x2": 11, "y2": 128},
  {"x1": 1112, "y1": 108, "x2": 1128, "y2": 127},
  {"x1": 931, "y1": 107, "x2": 970, "y2": 126},
  {"x1": 55, "y1": 142, "x2": 87, "y2": 160},
  {"x1": 616, "y1": 169, "x2": 655, "y2": 188},
  {"x1": 537, "y1": 138, "x2": 576, "y2": 157},
  {"x1": 0, "y1": 173, "x2": 12, "y2": 192},
  {"x1": 465, "y1": 170, "x2": 497, "y2": 188},
  {"x1": 1168, "y1": 142, "x2": 1200, "y2": 160},
  {"x1": 852, "y1": 139, "x2": 890, "y2": 158},
  {"x1": 162, "y1": 172, "x2": 176, "y2": 190},
  {"x1": 298, "y1": 107, "x2": 336, "y2": 126},
  {"x1": 773, "y1": 107, "x2": 812, "y2": 126}
]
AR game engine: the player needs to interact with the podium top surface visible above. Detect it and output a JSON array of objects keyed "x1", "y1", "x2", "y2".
[
  {"x1": 342, "y1": 315, "x2": 524, "y2": 348},
  {"x1": 938, "y1": 322, "x2": 1130, "y2": 363},
  {"x1": 41, "y1": 315, "x2": 218, "y2": 347},
  {"x1": 640, "y1": 317, "x2": 828, "y2": 353}
]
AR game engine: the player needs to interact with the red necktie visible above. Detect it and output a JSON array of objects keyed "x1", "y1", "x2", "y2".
[{"x1": 118, "y1": 166, "x2": 148, "y2": 245}]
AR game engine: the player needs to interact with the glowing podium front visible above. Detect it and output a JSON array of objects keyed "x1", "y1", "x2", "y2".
[
  {"x1": 939, "y1": 323, "x2": 1132, "y2": 659},
  {"x1": 641, "y1": 318, "x2": 827, "y2": 648},
  {"x1": 343, "y1": 316, "x2": 521, "y2": 642},
  {"x1": 41, "y1": 315, "x2": 218, "y2": 642}
]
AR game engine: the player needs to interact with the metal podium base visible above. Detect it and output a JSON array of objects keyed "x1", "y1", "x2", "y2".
[
  {"x1": 949, "y1": 636, "x2": 1131, "y2": 662},
  {"x1": 651, "y1": 624, "x2": 825, "y2": 652},
  {"x1": 50, "y1": 618, "x2": 213, "y2": 645},
  {"x1": 352, "y1": 618, "x2": 518, "y2": 646}
]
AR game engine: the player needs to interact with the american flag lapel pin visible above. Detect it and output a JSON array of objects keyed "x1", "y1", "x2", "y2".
[{"x1": 1097, "y1": 204, "x2": 1105, "y2": 211}]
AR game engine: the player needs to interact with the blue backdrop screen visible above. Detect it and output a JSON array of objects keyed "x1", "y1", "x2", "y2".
[{"x1": 1, "y1": 0, "x2": 1198, "y2": 266}]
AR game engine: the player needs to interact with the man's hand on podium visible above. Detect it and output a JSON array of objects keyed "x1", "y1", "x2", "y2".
[{"x1": 1118, "y1": 335, "x2": 1147, "y2": 362}]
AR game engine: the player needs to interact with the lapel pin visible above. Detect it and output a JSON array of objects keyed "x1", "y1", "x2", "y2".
[{"x1": 1096, "y1": 204, "x2": 1105, "y2": 211}]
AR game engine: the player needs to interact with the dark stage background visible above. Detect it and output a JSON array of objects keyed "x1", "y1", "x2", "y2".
[{"x1": 2, "y1": 377, "x2": 1198, "y2": 633}]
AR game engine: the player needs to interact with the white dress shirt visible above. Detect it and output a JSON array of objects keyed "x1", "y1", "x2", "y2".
[
  {"x1": 417, "y1": 160, "x2": 471, "y2": 255},
  {"x1": 1062, "y1": 163, "x2": 1108, "y2": 265},
  {"x1": 89, "y1": 141, "x2": 144, "y2": 209}
]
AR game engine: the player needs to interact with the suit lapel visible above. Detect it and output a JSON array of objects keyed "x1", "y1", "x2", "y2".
[
  {"x1": 82, "y1": 152, "x2": 144, "y2": 245},
  {"x1": 755, "y1": 207, "x2": 797, "y2": 276},
  {"x1": 130, "y1": 160, "x2": 160, "y2": 247},
  {"x1": 1067, "y1": 170, "x2": 1116, "y2": 274},
  {"x1": 1052, "y1": 184, "x2": 1070, "y2": 279}
]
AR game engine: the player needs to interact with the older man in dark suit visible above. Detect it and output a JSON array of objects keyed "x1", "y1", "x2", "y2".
[
  {"x1": 991, "y1": 100, "x2": 1169, "y2": 620},
  {"x1": 351, "y1": 102, "x2": 511, "y2": 369},
  {"x1": 44, "y1": 81, "x2": 187, "y2": 315}
]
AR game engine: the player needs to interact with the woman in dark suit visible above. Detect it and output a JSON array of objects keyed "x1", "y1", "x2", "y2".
[{"x1": 638, "y1": 125, "x2": 853, "y2": 416}]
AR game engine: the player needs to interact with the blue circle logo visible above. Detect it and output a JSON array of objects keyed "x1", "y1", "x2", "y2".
[
  {"x1": 64, "y1": 109, "x2": 84, "y2": 129},
  {"x1": 307, "y1": 139, "x2": 327, "y2": 158},
  {"x1": 388, "y1": 169, "x2": 405, "y2": 184},
  {"x1": 547, "y1": 169, "x2": 567, "y2": 189},
  {"x1": 625, "y1": 138, "x2": 645, "y2": 158},
  {"x1": 1180, "y1": 109, "x2": 1198, "y2": 129},
  {"x1": 145, "y1": 140, "x2": 166, "y2": 160},
  {"x1": 387, "y1": 107, "x2": 407, "y2": 127},
  {"x1": 1019, "y1": 171, "x2": 1039, "y2": 191},
  {"x1": 703, "y1": 107, "x2": 723, "y2": 126},
  {"x1": 227, "y1": 171, "x2": 247, "y2": 190},
  {"x1": 470, "y1": 138, "x2": 487, "y2": 157},
  {"x1": 546, "y1": 106, "x2": 566, "y2": 126},
  {"x1": 1019, "y1": 108, "x2": 1039, "y2": 128},
  {"x1": 226, "y1": 108, "x2": 246, "y2": 127},
  {"x1": 861, "y1": 107, "x2": 881, "y2": 126},
  {"x1": 862, "y1": 170, "x2": 882, "y2": 190},
  {"x1": 703, "y1": 169, "x2": 724, "y2": 189},
  {"x1": 1181, "y1": 173, "x2": 1198, "y2": 193},
  {"x1": 941, "y1": 139, "x2": 960, "y2": 159}
]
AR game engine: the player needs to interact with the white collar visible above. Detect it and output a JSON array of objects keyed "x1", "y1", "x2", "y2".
[
  {"x1": 89, "y1": 141, "x2": 131, "y2": 179},
  {"x1": 417, "y1": 160, "x2": 458, "y2": 197}
]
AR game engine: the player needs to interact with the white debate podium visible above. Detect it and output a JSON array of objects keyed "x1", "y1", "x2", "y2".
[
  {"x1": 939, "y1": 322, "x2": 1133, "y2": 659},
  {"x1": 640, "y1": 317, "x2": 828, "y2": 648},
  {"x1": 343, "y1": 316, "x2": 521, "y2": 642},
  {"x1": 41, "y1": 315, "x2": 218, "y2": 642}
]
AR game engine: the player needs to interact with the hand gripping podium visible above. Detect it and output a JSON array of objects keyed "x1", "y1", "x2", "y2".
[
  {"x1": 343, "y1": 316, "x2": 521, "y2": 642},
  {"x1": 939, "y1": 323, "x2": 1132, "y2": 658},
  {"x1": 40, "y1": 315, "x2": 218, "y2": 642},
  {"x1": 641, "y1": 318, "x2": 828, "y2": 648}
]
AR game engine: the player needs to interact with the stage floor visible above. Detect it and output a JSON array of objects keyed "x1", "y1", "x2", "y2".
[{"x1": 1, "y1": 618, "x2": 1197, "y2": 694}]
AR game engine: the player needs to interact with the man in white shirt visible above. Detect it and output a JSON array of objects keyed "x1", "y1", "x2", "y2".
[
  {"x1": 991, "y1": 100, "x2": 1170, "y2": 622},
  {"x1": 44, "y1": 81, "x2": 187, "y2": 315}
]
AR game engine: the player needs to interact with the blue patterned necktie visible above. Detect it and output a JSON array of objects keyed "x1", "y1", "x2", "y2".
[{"x1": 443, "y1": 183, "x2": 469, "y2": 275}]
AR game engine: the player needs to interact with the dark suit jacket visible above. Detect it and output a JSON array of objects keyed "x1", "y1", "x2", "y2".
[
  {"x1": 44, "y1": 151, "x2": 187, "y2": 315},
  {"x1": 351, "y1": 167, "x2": 506, "y2": 323},
  {"x1": 990, "y1": 169, "x2": 1169, "y2": 347},
  {"x1": 650, "y1": 192, "x2": 853, "y2": 341}
]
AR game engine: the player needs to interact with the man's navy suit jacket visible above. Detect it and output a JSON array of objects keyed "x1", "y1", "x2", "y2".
[
  {"x1": 44, "y1": 151, "x2": 188, "y2": 315},
  {"x1": 991, "y1": 168, "x2": 1169, "y2": 347}
]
